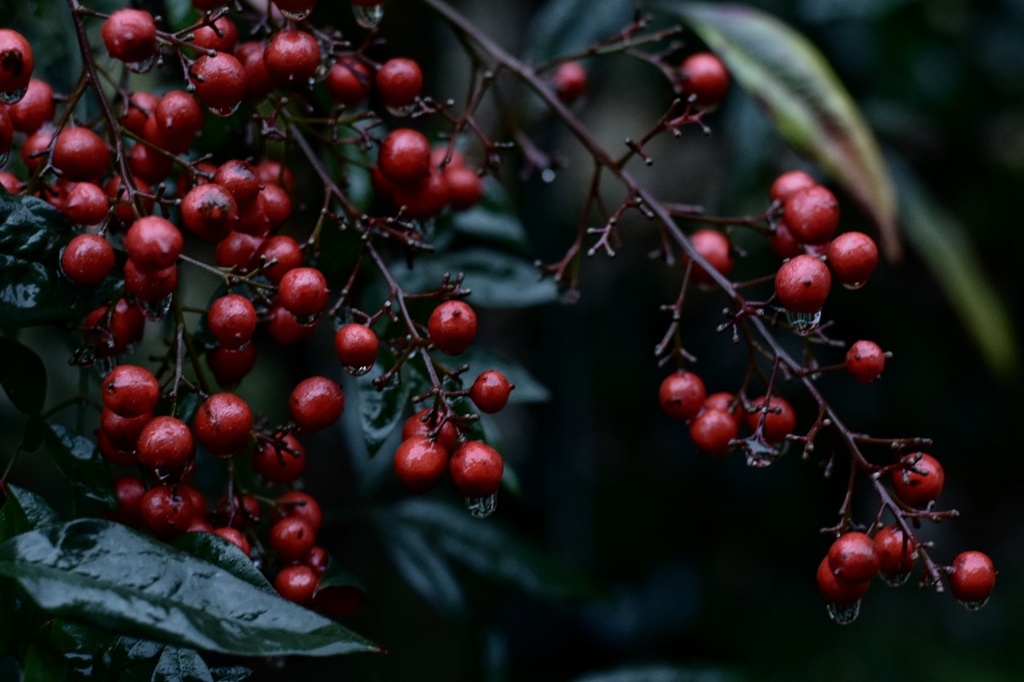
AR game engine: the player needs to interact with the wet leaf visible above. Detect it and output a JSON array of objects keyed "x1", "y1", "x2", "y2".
[
  {"x1": 152, "y1": 646, "x2": 215, "y2": 682},
  {"x1": 0, "y1": 484, "x2": 60, "y2": 541},
  {"x1": 172, "y1": 532, "x2": 275, "y2": 595},
  {"x1": 0, "y1": 191, "x2": 70, "y2": 261},
  {"x1": 665, "y1": 2, "x2": 900, "y2": 258},
  {"x1": 356, "y1": 349, "x2": 414, "y2": 455},
  {"x1": 0, "y1": 336, "x2": 46, "y2": 414},
  {"x1": 44, "y1": 424, "x2": 117, "y2": 508},
  {"x1": 449, "y1": 180, "x2": 529, "y2": 250},
  {"x1": 373, "y1": 514, "x2": 465, "y2": 615},
  {"x1": 210, "y1": 665, "x2": 252, "y2": 682},
  {"x1": 526, "y1": 0, "x2": 634, "y2": 61},
  {"x1": 0, "y1": 519, "x2": 379, "y2": 657}
]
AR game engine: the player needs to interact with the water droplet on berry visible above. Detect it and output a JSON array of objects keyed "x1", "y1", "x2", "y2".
[
  {"x1": 127, "y1": 56, "x2": 157, "y2": 74},
  {"x1": 0, "y1": 86, "x2": 28, "y2": 104},
  {"x1": 278, "y1": 7, "x2": 312, "y2": 20},
  {"x1": 464, "y1": 492, "x2": 497, "y2": 519},
  {"x1": 826, "y1": 600, "x2": 861, "y2": 625},
  {"x1": 959, "y1": 598, "x2": 989, "y2": 611},
  {"x1": 209, "y1": 102, "x2": 241, "y2": 117},
  {"x1": 841, "y1": 281, "x2": 865, "y2": 291},
  {"x1": 352, "y1": 3, "x2": 385, "y2": 29},
  {"x1": 786, "y1": 309, "x2": 821, "y2": 336},
  {"x1": 882, "y1": 572, "x2": 912, "y2": 587},
  {"x1": 386, "y1": 103, "x2": 415, "y2": 117},
  {"x1": 343, "y1": 364, "x2": 372, "y2": 377},
  {"x1": 140, "y1": 295, "x2": 173, "y2": 321}
]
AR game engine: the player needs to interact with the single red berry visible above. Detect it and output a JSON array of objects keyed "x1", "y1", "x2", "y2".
[
  {"x1": 703, "y1": 391, "x2": 744, "y2": 423},
  {"x1": 153, "y1": 90, "x2": 203, "y2": 154},
  {"x1": 124, "y1": 260, "x2": 178, "y2": 301},
  {"x1": 470, "y1": 370, "x2": 515, "y2": 414},
  {"x1": 139, "y1": 485, "x2": 194, "y2": 539},
  {"x1": 278, "y1": 266, "x2": 328, "y2": 319},
  {"x1": 214, "y1": 159, "x2": 262, "y2": 207},
  {"x1": 658, "y1": 370, "x2": 706, "y2": 421},
  {"x1": 110, "y1": 475, "x2": 147, "y2": 528},
  {"x1": 255, "y1": 159, "x2": 295, "y2": 193},
  {"x1": 402, "y1": 408, "x2": 459, "y2": 453},
  {"x1": 688, "y1": 408, "x2": 738, "y2": 458},
  {"x1": 84, "y1": 299, "x2": 145, "y2": 358},
  {"x1": 102, "y1": 9, "x2": 157, "y2": 64},
  {"x1": 193, "y1": 392, "x2": 252, "y2": 457},
  {"x1": 208, "y1": 294, "x2": 257, "y2": 350},
  {"x1": 180, "y1": 485, "x2": 207, "y2": 522},
  {"x1": 100, "y1": 407, "x2": 153, "y2": 452},
  {"x1": 0, "y1": 107, "x2": 11, "y2": 158},
  {"x1": 215, "y1": 231, "x2": 263, "y2": 272},
  {"x1": 334, "y1": 323, "x2": 379, "y2": 370},
  {"x1": 181, "y1": 183, "x2": 238, "y2": 243},
  {"x1": 119, "y1": 91, "x2": 159, "y2": 137},
  {"x1": 827, "y1": 231, "x2": 878, "y2": 288},
  {"x1": 102, "y1": 365, "x2": 160, "y2": 418},
  {"x1": 207, "y1": 342, "x2": 258, "y2": 387},
  {"x1": 449, "y1": 441, "x2": 504, "y2": 498},
  {"x1": 128, "y1": 142, "x2": 173, "y2": 184},
  {"x1": 827, "y1": 532, "x2": 880, "y2": 584},
  {"x1": 97, "y1": 429, "x2": 138, "y2": 466},
  {"x1": 289, "y1": 376, "x2": 345, "y2": 432},
  {"x1": 393, "y1": 436, "x2": 449, "y2": 493},
  {"x1": 9, "y1": 78, "x2": 53, "y2": 132},
  {"x1": 270, "y1": 516, "x2": 317, "y2": 563},
  {"x1": 873, "y1": 526, "x2": 917, "y2": 582},
  {"x1": 237, "y1": 40, "x2": 275, "y2": 101},
  {"x1": 443, "y1": 165, "x2": 483, "y2": 211},
  {"x1": 378, "y1": 128, "x2": 432, "y2": 185},
  {"x1": 949, "y1": 551, "x2": 996, "y2": 605},
  {"x1": 770, "y1": 171, "x2": 817, "y2": 203},
  {"x1": 61, "y1": 234, "x2": 114, "y2": 286},
  {"x1": 325, "y1": 57, "x2": 372, "y2": 105},
  {"x1": 210, "y1": 527, "x2": 251, "y2": 557},
  {"x1": 274, "y1": 490, "x2": 323, "y2": 535},
  {"x1": 261, "y1": 183, "x2": 292, "y2": 230},
  {"x1": 136, "y1": 416, "x2": 195, "y2": 471},
  {"x1": 389, "y1": 169, "x2": 449, "y2": 220},
  {"x1": 253, "y1": 433, "x2": 306, "y2": 484},
  {"x1": 845, "y1": 340, "x2": 886, "y2": 384},
  {"x1": 256, "y1": 235, "x2": 303, "y2": 284},
  {"x1": 553, "y1": 61, "x2": 587, "y2": 104},
  {"x1": 265, "y1": 301, "x2": 317, "y2": 345},
  {"x1": 428, "y1": 300, "x2": 477, "y2": 355},
  {"x1": 234, "y1": 193, "x2": 271, "y2": 237},
  {"x1": 816, "y1": 556, "x2": 870, "y2": 605},
  {"x1": 686, "y1": 229, "x2": 733, "y2": 284},
  {"x1": 125, "y1": 216, "x2": 184, "y2": 272},
  {"x1": 774, "y1": 255, "x2": 831, "y2": 314},
  {"x1": 375, "y1": 57, "x2": 423, "y2": 108},
  {"x1": 53, "y1": 127, "x2": 110, "y2": 181},
  {"x1": 274, "y1": 564, "x2": 318, "y2": 605},
  {"x1": 745, "y1": 394, "x2": 797, "y2": 444},
  {"x1": 263, "y1": 29, "x2": 321, "y2": 85},
  {"x1": 0, "y1": 29, "x2": 32, "y2": 102},
  {"x1": 190, "y1": 52, "x2": 246, "y2": 115},
  {"x1": 64, "y1": 182, "x2": 109, "y2": 226},
  {"x1": 891, "y1": 453, "x2": 944, "y2": 508},
  {"x1": 679, "y1": 52, "x2": 729, "y2": 109},
  {"x1": 783, "y1": 185, "x2": 839, "y2": 245},
  {"x1": 191, "y1": 16, "x2": 238, "y2": 54},
  {"x1": 0, "y1": 171, "x2": 19, "y2": 193}
]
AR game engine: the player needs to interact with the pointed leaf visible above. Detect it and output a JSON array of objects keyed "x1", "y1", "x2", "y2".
[
  {"x1": 356, "y1": 350, "x2": 415, "y2": 455},
  {"x1": 172, "y1": 532, "x2": 275, "y2": 595},
  {"x1": 0, "y1": 336, "x2": 47, "y2": 414},
  {"x1": 0, "y1": 484, "x2": 60, "y2": 541},
  {"x1": 44, "y1": 424, "x2": 117, "y2": 508},
  {"x1": 152, "y1": 646, "x2": 215, "y2": 682},
  {"x1": 665, "y1": 2, "x2": 899, "y2": 258},
  {"x1": 0, "y1": 519, "x2": 379, "y2": 657},
  {"x1": 373, "y1": 512, "x2": 465, "y2": 615}
]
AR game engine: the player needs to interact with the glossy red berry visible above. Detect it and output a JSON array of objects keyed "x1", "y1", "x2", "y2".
[
  {"x1": 745, "y1": 394, "x2": 797, "y2": 444},
  {"x1": 325, "y1": 57, "x2": 372, "y2": 105},
  {"x1": 816, "y1": 556, "x2": 870, "y2": 605},
  {"x1": 375, "y1": 57, "x2": 422, "y2": 108},
  {"x1": 449, "y1": 441, "x2": 503, "y2": 497},
  {"x1": 136, "y1": 416, "x2": 195, "y2": 471},
  {"x1": 774, "y1": 255, "x2": 831, "y2": 314},
  {"x1": 216, "y1": 494, "x2": 263, "y2": 530},
  {"x1": 679, "y1": 52, "x2": 729, "y2": 109},
  {"x1": 378, "y1": 128, "x2": 432, "y2": 185},
  {"x1": 102, "y1": 9, "x2": 157, "y2": 64},
  {"x1": 208, "y1": 294, "x2": 257, "y2": 350},
  {"x1": 64, "y1": 182, "x2": 109, "y2": 226},
  {"x1": 125, "y1": 216, "x2": 184, "y2": 272},
  {"x1": 61, "y1": 234, "x2": 114, "y2": 286},
  {"x1": 97, "y1": 429, "x2": 137, "y2": 467},
  {"x1": 688, "y1": 408, "x2": 738, "y2": 458},
  {"x1": 687, "y1": 229, "x2": 733, "y2": 284},
  {"x1": 470, "y1": 370, "x2": 515, "y2": 414},
  {"x1": 553, "y1": 61, "x2": 587, "y2": 104},
  {"x1": 658, "y1": 370, "x2": 706, "y2": 421},
  {"x1": 949, "y1": 551, "x2": 996, "y2": 605},
  {"x1": 214, "y1": 159, "x2": 262, "y2": 207},
  {"x1": 393, "y1": 436, "x2": 449, "y2": 493},
  {"x1": 278, "y1": 266, "x2": 328, "y2": 319},
  {"x1": 181, "y1": 183, "x2": 238, "y2": 243},
  {"x1": 783, "y1": 185, "x2": 839, "y2": 245},
  {"x1": 443, "y1": 165, "x2": 483, "y2": 211},
  {"x1": 215, "y1": 231, "x2": 263, "y2": 272},
  {"x1": 190, "y1": 52, "x2": 246, "y2": 115},
  {"x1": 305, "y1": 546, "x2": 329, "y2": 576},
  {"x1": 263, "y1": 29, "x2": 321, "y2": 85},
  {"x1": 255, "y1": 159, "x2": 295, "y2": 193},
  {"x1": 100, "y1": 408, "x2": 153, "y2": 452},
  {"x1": 260, "y1": 184, "x2": 292, "y2": 230},
  {"x1": 192, "y1": 16, "x2": 238, "y2": 54},
  {"x1": 274, "y1": 564, "x2": 318, "y2": 605},
  {"x1": 827, "y1": 231, "x2": 878, "y2": 288},
  {"x1": 53, "y1": 127, "x2": 110, "y2": 181},
  {"x1": 236, "y1": 40, "x2": 274, "y2": 101},
  {"x1": 873, "y1": 526, "x2": 917, "y2": 582},
  {"x1": 102, "y1": 365, "x2": 160, "y2": 418},
  {"x1": 827, "y1": 532, "x2": 880, "y2": 584},
  {"x1": 845, "y1": 340, "x2": 886, "y2": 384},
  {"x1": 390, "y1": 169, "x2": 449, "y2": 219},
  {"x1": 270, "y1": 516, "x2": 317, "y2": 563},
  {"x1": 110, "y1": 475, "x2": 147, "y2": 527},
  {"x1": 85, "y1": 299, "x2": 145, "y2": 358},
  {"x1": 334, "y1": 323, "x2": 379, "y2": 370},
  {"x1": 140, "y1": 485, "x2": 194, "y2": 539},
  {"x1": 402, "y1": 408, "x2": 459, "y2": 453},
  {"x1": 770, "y1": 171, "x2": 817, "y2": 203},
  {"x1": 257, "y1": 235, "x2": 303, "y2": 284},
  {"x1": 891, "y1": 453, "x2": 944, "y2": 508},
  {"x1": 274, "y1": 491, "x2": 323, "y2": 535},
  {"x1": 428, "y1": 300, "x2": 477, "y2": 355},
  {"x1": 124, "y1": 260, "x2": 178, "y2": 301},
  {"x1": 152, "y1": 90, "x2": 203, "y2": 154},
  {"x1": 289, "y1": 376, "x2": 344, "y2": 432},
  {"x1": 207, "y1": 342, "x2": 258, "y2": 387},
  {"x1": 253, "y1": 433, "x2": 306, "y2": 484},
  {"x1": 265, "y1": 302, "x2": 316, "y2": 345},
  {"x1": 703, "y1": 392, "x2": 744, "y2": 423},
  {"x1": 210, "y1": 527, "x2": 251, "y2": 557},
  {"x1": 0, "y1": 30, "x2": 33, "y2": 102},
  {"x1": 9, "y1": 78, "x2": 53, "y2": 132},
  {"x1": 193, "y1": 392, "x2": 252, "y2": 457}
]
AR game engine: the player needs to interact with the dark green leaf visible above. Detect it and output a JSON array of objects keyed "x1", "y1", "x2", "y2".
[
  {"x1": 0, "y1": 253, "x2": 117, "y2": 327},
  {"x1": 388, "y1": 499, "x2": 599, "y2": 600},
  {"x1": 0, "y1": 484, "x2": 60, "y2": 541},
  {"x1": 458, "y1": 348, "x2": 550, "y2": 403},
  {"x1": 164, "y1": 0, "x2": 199, "y2": 31},
  {"x1": 0, "y1": 519, "x2": 379, "y2": 657},
  {"x1": 0, "y1": 577, "x2": 28, "y2": 656},
  {"x1": 172, "y1": 532, "x2": 275, "y2": 595},
  {"x1": 665, "y1": 2, "x2": 900, "y2": 258},
  {"x1": 373, "y1": 514, "x2": 465, "y2": 615},
  {"x1": 356, "y1": 350, "x2": 414, "y2": 455},
  {"x1": 110, "y1": 637, "x2": 165, "y2": 667},
  {"x1": 152, "y1": 646, "x2": 214, "y2": 682},
  {"x1": 210, "y1": 665, "x2": 252, "y2": 682},
  {"x1": 526, "y1": 0, "x2": 634, "y2": 61},
  {"x1": 23, "y1": 641, "x2": 68, "y2": 682},
  {"x1": 44, "y1": 424, "x2": 117, "y2": 508},
  {"x1": 0, "y1": 191, "x2": 71, "y2": 261},
  {"x1": 449, "y1": 180, "x2": 529, "y2": 250},
  {"x1": 0, "y1": 336, "x2": 46, "y2": 414},
  {"x1": 392, "y1": 248, "x2": 557, "y2": 308},
  {"x1": 317, "y1": 559, "x2": 367, "y2": 592}
]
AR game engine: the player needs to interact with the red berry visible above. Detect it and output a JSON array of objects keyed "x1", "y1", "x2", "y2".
[
  {"x1": 393, "y1": 436, "x2": 448, "y2": 493},
  {"x1": 274, "y1": 564, "x2": 318, "y2": 605},
  {"x1": 153, "y1": 91, "x2": 203, "y2": 154},
  {"x1": 658, "y1": 370, "x2": 706, "y2": 421},
  {"x1": 378, "y1": 128, "x2": 431, "y2": 185},
  {"x1": 375, "y1": 57, "x2": 422, "y2": 108},
  {"x1": 278, "y1": 266, "x2": 328, "y2": 319},
  {"x1": 827, "y1": 532, "x2": 880, "y2": 584},
  {"x1": 325, "y1": 57, "x2": 372, "y2": 105},
  {"x1": 261, "y1": 183, "x2": 292, "y2": 230},
  {"x1": 102, "y1": 365, "x2": 160, "y2": 418},
  {"x1": 207, "y1": 342, "x2": 258, "y2": 387},
  {"x1": 140, "y1": 485, "x2": 194, "y2": 539},
  {"x1": 128, "y1": 142, "x2": 173, "y2": 184},
  {"x1": 774, "y1": 255, "x2": 831, "y2": 314},
  {"x1": 470, "y1": 370, "x2": 514, "y2": 414},
  {"x1": 216, "y1": 494, "x2": 263, "y2": 529},
  {"x1": 102, "y1": 9, "x2": 157, "y2": 64},
  {"x1": 289, "y1": 376, "x2": 344, "y2": 432},
  {"x1": 306, "y1": 546, "x2": 329, "y2": 576},
  {"x1": 745, "y1": 394, "x2": 797, "y2": 444},
  {"x1": 0, "y1": 30, "x2": 34, "y2": 101},
  {"x1": 124, "y1": 260, "x2": 178, "y2": 301},
  {"x1": 136, "y1": 416, "x2": 195, "y2": 471},
  {"x1": 827, "y1": 231, "x2": 878, "y2": 288},
  {"x1": 845, "y1": 340, "x2": 886, "y2": 384},
  {"x1": 215, "y1": 159, "x2": 262, "y2": 206},
  {"x1": 84, "y1": 299, "x2": 145, "y2": 357},
  {"x1": 688, "y1": 408, "x2": 738, "y2": 458},
  {"x1": 703, "y1": 391, "x2": 744, "y2": 423},
  {"x1": 263, "y1": 29, "x2": 321, "y2": 85},
  {"x1": 9, "y1": 78, "x2": 53, "y2": 132},
  {"x1": 256, "y1": 235, "x2": 303, "y2": 284},
  {"x1": 215, "y1": 231, "x2": 263, "y2": 272},
  {"x1": 770, "y1": 171, "x2": 817, "y2": 203},
  {"x1": 334, "y1": 323, "x2": 379, "y2": 369},
  {"x1": 873, "y1": 526, "x2": 917, "y2": 582},
  {"x1": 783, "y1": 185, "x2": 839, "y2": 245},
  {"x1": 274, "y1": 491, "x2": 323, "y2": 535},
  {"x1": 125, "y1": 216, "x2": 184, "y2": 272},
  {"x1": 210, "y1": 527, "x2": 251, "y2": 557},
  {"x1": 120, "y1": 91, "x2": 159, "y2": 137},
  {"x1": 208, "y1": 294, "x2": 257, "y2": 350},
  {"x1": 110, "y1": 475, "x2": 147, "y2": 527},
  {"x1": 449, "y1": 441, "x2": 503, "y2": 497},
  {"x1": 61, "y1": 234, "x2": 114, "y2": 286},
  {"x1": 816, "y1": 557, "x2": 870, "y2": 605},
  {"x1": 97, "y1": 429, "x2": 138, "y2": 467},
  {"x1": 53, "y1": 127, "x2": 110, "y2": 181},
  {"x1": 891, "y1": 453, "x2": 944, "y2": 508},
  {"x1": 190, "y1": 52, "x2": 246, "y2": 115},
  {"x1": 237, "y1": 41, "x2": 275, "y2": 101},
  {"x1": 679, "y1": 52, "x2": 729, "y2": 109},
  {"x1": 253, "y1": 433, "x2": 306, "y2": 484},
  {"x1": 443, "y1": 165, "x2": 483, "y2": 211},
  {"x1": 100, "y1": 407, "x2": 153, "y2": 452},
  {"x1": 389, "y1": 169, "x2": 449, "y2": 219},
  {"x1": 265, "y1": 302, "x2": 317, "y2": 345},
  {"x1": 270, "y1": 516, "x2": 317, "y2": 563},
  {"x1": 255, "y1": 159, "x2": 295, "y2": 193},
  {"x1": 181, "y1": 183, "x2": 238, "y2": 243},
  {"x1": 686, "y1": 229, "x2": 733, "y2": 284},
  {"x1": 428, "y1": 300, "x2": 477, "y2": 355},
  {"x1": 193, "y1": 392, "x2": 252, "y2": 457},
  {"x1": 64, "y1": 182, "x2": 109, "y2": 226},
  {"x1": 553, "y1": 61, "x2": 587, "y2": 104},
  {"x1": 949, "y1": 551, "x2": 996, "y2": 605},
  {"x1": 192, "y1": 16, "x2": 238, "y2": 54},
  {"x1": 402, "y1": 408, "x2": 459, "y2": 453}
]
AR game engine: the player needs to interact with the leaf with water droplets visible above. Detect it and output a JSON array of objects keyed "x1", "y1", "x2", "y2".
[
  {"x1": 152, "y1": 646, "x2": 215, "y2": 682},
  {"x1": 43, "y1": 424, "x2": 116, "y2": 508},
  {"x1": 0, "y1": 519, "x2": 379, "y2": 657},
  {"x1": 172, "y1": 532, "x2": 274, "y2": 595},
  {"x1": 0, "y1": 484, "x2": 60, "y2": 542},
  {"x1": 356, "y1": 349, "x2": 417, "y2": 455}
]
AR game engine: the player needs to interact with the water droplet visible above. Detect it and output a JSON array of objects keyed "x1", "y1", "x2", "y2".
[
  {"x1": 464, "y1": 493, "x2": 497, "y2": 518},
  {"x1": 960, "y1": 598, "x2": 989, "y2": 611},
  {"x1": 140, "y1": 295, "x2": 173, "y2": 321},
  {"x1": 278, "y1": 7, "x2": 311, "y2": 20},
  {"x1": 386, "y1": 103, "x2": 415, "y2": 117},
  {"x1": 343, "y1": 364, "x2": 372, "y2": 377},
  {"x1": 209, "y1": 102, "x2": 241, "y2": 117},
  {"x1": 842, "y1": 281, "x2": 865, "y2": 291},
  {"x1": 541, "y1": 168, "x2": 557, "y2": 183},
  {"x1": 0, "y1": 86, "x2": 27, "y2": 104},
  {"x1": 826, "y1": 600, "x2": 861, "y2": 625},
  {"x1": 786, "y1": 309, "x2": 821, "y2": 336},
  {"x1": 0, "y1": 149, "x2": 9, "y2": 167},
  {"x1": 881, "y1": 572, "x2": 911, "y2": 587},
  {"x1": 127, "y1": 56, "x2": 157, "y2": 74},
  {"x1": 352, "y1": 3, "x2": 385, "y2": 29},
  {"x1": 295, "y1": 313, "x2": 320, "y2": 326},
  {"x1": 94, "y1": 356, "x2": 116, "y2": 376}
]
